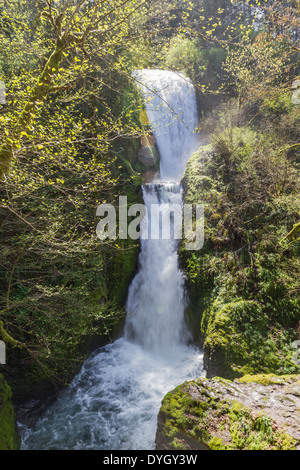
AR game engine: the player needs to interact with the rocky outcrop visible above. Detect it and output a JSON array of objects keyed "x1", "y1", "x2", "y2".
[
  {"x1": 0, "y1": 373, "x2": 20, "y2": 450},
  {"x1": 180, "y1": 144, "x2": 300, "y2": 380},
  {"x1": 155, "y1": 374, "x2": 300, "y2": 450},
  {"x1": 138, "y1": 146, "x2": 159, "y2": 167},
  {"x1": 137, "y1": 131, "x2": 160, "y2": 183},
  {"x1": 142, "y1": 170, "x2": 160, "y2": 184}
]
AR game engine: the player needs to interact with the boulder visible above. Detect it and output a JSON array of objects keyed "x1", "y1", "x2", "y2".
[
  {"x1": 155, "y1": 374, "x2": 300, "y2": 450},
  {"x1": 138, "y1": 146, "x2": 159, "y2": 167},
  {"x1": 141, "y1": 134, "x2": 156, "y2": 147},
  {"x1": 142, "y1": 170, "x2": 160, "y2": 184}
]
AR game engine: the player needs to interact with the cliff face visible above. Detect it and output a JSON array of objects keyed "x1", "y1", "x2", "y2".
[
  {"x1": 0, "y1": 373, "x2": 20, "y2": 450},
  {"x1": 179, "y1": 143, "x2": 300, "y2": 380},
  {"x1": 155, "y1": 374, "x2": 300, "y2": 451}
]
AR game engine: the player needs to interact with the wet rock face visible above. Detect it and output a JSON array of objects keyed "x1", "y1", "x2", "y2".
[
  {"x1": 138, "y1": 146, "x2": 159, "y2": 167},
  {"x1": 142, "y1": 170, "x2": 160, "y2": 184},
  {"x1": 138, "y1": 133, "x2": 160, "y2": 170},
  {"x1": 155, "y1": 374, "x2": 300, "y2": 450}
]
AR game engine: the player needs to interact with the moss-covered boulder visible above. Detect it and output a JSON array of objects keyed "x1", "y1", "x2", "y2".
[
  {"x1": 201, "y1": 299, "x2": 281, "y2": 380},
  {"x1": 155, "y1": 374, "x2": 300, "y2": 450},
  {"x1": 0, "y1": 373, "x2": 20, "y2": 450}
]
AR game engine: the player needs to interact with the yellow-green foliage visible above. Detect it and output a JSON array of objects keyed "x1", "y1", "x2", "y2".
[
  {"x1": 163, "y1": 36, "x2": 206, "y2": 80},
  {"x1": 237, "y1": 374, "x2": 299, "y2": 386},
  {"x1": 0, "y1": 1, "x2": 146, "y2": 400}
]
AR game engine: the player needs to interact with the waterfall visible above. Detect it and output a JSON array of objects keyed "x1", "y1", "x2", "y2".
[
  {"x1": 133, "y1": 69, "x2": 199, "y2": 181},
  {"x1": 19, "y1": 70, "x2": 204, "y2": 451},
  {"x1": 125, "y1": 69, "x2": 200, "y2": 351},
  {"x1": 125, "y1": 183, "x2": 190, "y2": 351}
]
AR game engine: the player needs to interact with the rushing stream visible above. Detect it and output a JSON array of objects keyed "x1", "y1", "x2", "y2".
[{"x1": 20, "y1": 69, "x2": 205, "y2": 450}]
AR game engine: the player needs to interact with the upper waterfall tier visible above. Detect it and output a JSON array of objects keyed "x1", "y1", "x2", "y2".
[{"x1": 134, "y1": 69, "x2": 200, "y2": 181}]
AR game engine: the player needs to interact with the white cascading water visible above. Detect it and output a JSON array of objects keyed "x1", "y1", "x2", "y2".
[
  {"x1": 19, "y1": 69, "x2": 204, "y2": 450},
  {"x1": 125, "y1": 183, "x2": 191, "y2": 352},
  {"x1": 133, "y1": 69, "x2": 199, "y2": 181}
]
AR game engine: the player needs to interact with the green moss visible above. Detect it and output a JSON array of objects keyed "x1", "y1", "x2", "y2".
[
  {"x1": 108, "y1": 159, "x2": 142, "y2": 308},
  {"x1": 275, "y1": 432, "x2": 297, "y2": 450},
  {"x1": 237, "y1": 374, "x2": 295, "y2": 386},
  {"x1": 108, "y1": 241, "x2": 140, "y2": 308},
  {"x1": 171, "y1": 438, "x2": 190, "y2": 450},
  {"x1": 180, "y1": 127, "x2": 300, "y2": 380},
  {"x1": 0, "y1": 373, "x2": 20, "y2": 450},
  {"x1": 230, "y1": 401, "x2": 244, "y2": 413},
  {"x1": 157, "y1": 375, "x2": 298, "y2": 450},
  {"x1": 208, "y1": 436, "x2": 227, "y2": 449}
]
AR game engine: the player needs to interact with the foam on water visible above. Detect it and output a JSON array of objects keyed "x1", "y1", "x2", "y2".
[{"x1": 20, "y1": 339, "x2": 203, "y2": 450}]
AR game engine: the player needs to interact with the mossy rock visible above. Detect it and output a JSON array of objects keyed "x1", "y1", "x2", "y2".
[
  {"x1": 180, "y1": 131, "x2": 300, "y2": 381},
  {"x1": 155, "y1": 374, "x2": 300, "y2": 450},
  {"x1": 107, "y1": 161, "x2": 143, "y2": 309},
  {"x1": 181, "y1": 144, "x2": 215, "y2": 203},
  {"x1": 108, "y1": 240, "x2": 140, "y2": 308},
  {"x1": 0, "y1": 373, "x2": 20, "y2": 450},
  {"x1": 202, "y1": 299, "x2": 270, "y2": 379}
]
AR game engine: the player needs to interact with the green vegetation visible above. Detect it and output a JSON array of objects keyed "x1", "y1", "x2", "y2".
[
  {"x1": 181, "y1": 117, "x2": 300, "y2": 377},
  {"x1": 0, "y1": 373, "x2": 20, "y2": 450},
  {"x1": 0, "y1": 0, "x2": 299, "y2": 449},
  {"x1": 157, "y1": 375, "x2": 299, "y2": 450},
  {"x1": 177, "y1": 0, "x2": 300, "y2": 380},
  {"x1": 0, "y1": 0, "x2": 147, "y2": 400},
  {"x1": 0, "y1": 0, "x2": 251, "y2": 401}
]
